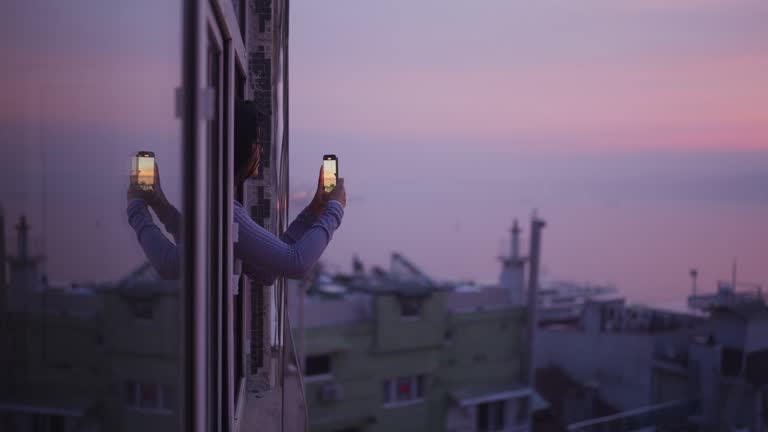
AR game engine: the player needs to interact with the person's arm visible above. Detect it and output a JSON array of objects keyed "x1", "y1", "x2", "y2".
[
  {"x1": 127, "y1": 199, "x2": 180, "y2": 280},
  {"x1": 281, "y1": 205, "x2": 317, "y2": 244},
  {"x1": 234, "y1": 201, "x2": 343, "y2": 281},
  {"x1": 240, "y1": 205, "x2": 317, "y2": 286},
  {"x1": 153, "y1": 201, "x2": 182, "y2": 244},
  {"x1": 280, "y1": 164, "x2": 341, "y2": 245}
]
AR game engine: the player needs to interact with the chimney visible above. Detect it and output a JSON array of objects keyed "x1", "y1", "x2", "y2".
[
  {"x1": 525, "y1": 215, "x2": 546, "y2": 387},
  {"x1": 689, "y1": 268, "x2": 698, "y2": 296},
  {"x1": 16, "y1": 215, "x2": 29, "y2": 261},
  {"x1": 511, "y1": 219, "x2": 520, "y2": 260}
]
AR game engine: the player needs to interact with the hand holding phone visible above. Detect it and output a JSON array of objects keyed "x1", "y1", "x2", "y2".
[
  {"x1": 328, "y1": 177, "x2": 346, "y2": 208},
  {"x1": 310, "y1": 155, "x2": 345, "y2": 213},
  {"x1": 128, "y1": 151, "x2": 168, "y2": 208}
]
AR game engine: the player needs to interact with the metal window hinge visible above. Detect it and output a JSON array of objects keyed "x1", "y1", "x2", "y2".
[
  {"x1": 174, "y1": 87, "x2": 215, "y2": 120},
  {"x1": 233, "y1": 260, "x2": 242, "y2": 296}
]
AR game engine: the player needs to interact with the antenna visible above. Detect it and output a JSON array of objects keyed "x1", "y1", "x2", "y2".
[{"x1": 37, "y1": 89, "x2": 48, "y2": 276}]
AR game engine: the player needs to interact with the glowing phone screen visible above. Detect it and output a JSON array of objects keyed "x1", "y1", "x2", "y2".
[
  {"x1": 323, "y1": 158, "x2": 337, "y2": 192},
  {"x1": 137, "y1": 155, "x2": 155, "y2": 190}
]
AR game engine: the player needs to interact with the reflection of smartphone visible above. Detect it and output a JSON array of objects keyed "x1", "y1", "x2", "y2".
[
  {"x1": 132, "y1": 151, "x2": 155, "y2": 191},
  {"x1": 322, "y1": 154, "x2": 338, "y2": 193}
]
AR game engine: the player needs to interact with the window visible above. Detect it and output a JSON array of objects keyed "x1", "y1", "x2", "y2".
[
  {"x1": 477, "y1": 400, "x2": 505, "y2": 432},
  {"x1": 399, "y1": 297, "x2": 423, "y2": 318},
  {"x1": 131, "y1": 301, "x2": 154, "y2": 321},
  {"x1": 396, "y1": 377, "x2": 412, "y2": 401},
  {"x1": 124, "y1": 381, "x2": 176, "y2": 413},
  {"x1": 516, "y1": 397, "x2": 529, "y2": 425},
  {"x1": 139, "y1": 384, "x2": 159, "y2": 409},
  {"x1": 382, "y1": 375, "x2": 426, "y2": 406},
  {"x1": 305, "y1": 354, "x2": 332, "y2": 377}
]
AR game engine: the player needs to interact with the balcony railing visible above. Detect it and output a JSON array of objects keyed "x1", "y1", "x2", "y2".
[{"x1": 568, "y1": 399, "x2": 701, "y2": 432}]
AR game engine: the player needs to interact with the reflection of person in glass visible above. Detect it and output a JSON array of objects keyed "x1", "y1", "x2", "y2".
[{"x1": 126, "y1": 100, "x2": 347, "y2": 281}]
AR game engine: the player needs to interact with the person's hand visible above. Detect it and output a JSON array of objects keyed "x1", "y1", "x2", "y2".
[
  {"x1": 126, "y1": 176, "x2": 146, "y2": 203},
  {"x1": 309, "y1": 165, "x2": 330, "y2": 217},
  {"x1": 328, "y1": 177, "x2": 346, "y2": 209}
]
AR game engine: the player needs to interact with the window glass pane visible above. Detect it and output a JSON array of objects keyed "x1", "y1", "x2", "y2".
[
  {"x1": 306, "y1": 354, "x2": 331, "y2": 376},
  {"x1": 396, "y1": 376, "x2": 412, "y2": 401},
  {"x1": 494, "y1": 401, "x2": 505, "y2": 429},
  {"x1": 381, "y1": 381, "x2": 391, "y2": 403},
  {"x1": 140, "y1": 384, "x2": 159, "y2": 409},
  {"x1": 162, "y1": 384, "x2": 178, "y2": 411},
  {"x1": 399, "y1": 298, "x2": 422, "y2": 317},
  {"x1": 0, "y1": 1, "x2": 183, "y2": 431},
  {"x1": 124, "y1": 381, "x2": 137, "y2": 407},
  {"x1": 477, "y1": 403, "x2": 489, "y2": 431},
  {"x1": 516, "y1": 397, "x2": 528, "y2": 424},
  {"x1": 416, "y1": 375, "x2": 425, "y2": 398}
]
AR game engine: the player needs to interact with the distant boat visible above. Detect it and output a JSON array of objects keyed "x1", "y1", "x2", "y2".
[{"x1": 537, "y1": 281, "x2": 619, "y2": 324}]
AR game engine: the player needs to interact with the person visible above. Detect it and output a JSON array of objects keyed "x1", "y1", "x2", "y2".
[{"x1": 126, "y1": 101, "x2": 346, "y2": 282}]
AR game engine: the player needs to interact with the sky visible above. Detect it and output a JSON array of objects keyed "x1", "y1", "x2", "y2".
[
  {"x1": 0, "y1": 1, "x2": 765, "y2": 308},
  {"x1": 0, "y1": 0, "x2": 182, "y2": 283},
  {"x1": 287, "y1": 0, "x2": 768, "y2": 306}
]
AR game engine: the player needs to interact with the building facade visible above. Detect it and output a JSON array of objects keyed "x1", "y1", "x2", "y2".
[{"x1": 292, "y1": 256, "x2": 534, "y2": 432}]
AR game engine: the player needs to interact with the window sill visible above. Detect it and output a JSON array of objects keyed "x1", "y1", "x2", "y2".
[
  {"x1": 126, "y1": 407, "x2": 174, "y2": 416},
  {"x1": 382, "y1": 398, "x2": 425, "y2": 409},
  {"x1": 304, "y1": 373, "x2": 333, "y2": 384}
]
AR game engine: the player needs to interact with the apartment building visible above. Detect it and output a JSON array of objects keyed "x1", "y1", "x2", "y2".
[
  {"x1": 537, "y1": 294, "x2": 768, "y2": 432},
  {"x1": 289, "y1": 254, "x2": 537, "y2": 432}
]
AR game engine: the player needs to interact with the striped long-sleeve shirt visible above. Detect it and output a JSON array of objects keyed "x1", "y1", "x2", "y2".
[{"x1": 127, "y1": 198, "x2": 344, "y2": 282}]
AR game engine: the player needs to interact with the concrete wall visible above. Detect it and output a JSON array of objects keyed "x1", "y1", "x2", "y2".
[
  {"x1": 300, "y1": 295, "x2": 372, "y2": 328},
  {"x1": 745, "y1": 318, "x2": 768, "y2": 352},
  {"x1": 304, "y1": 293, "x2": 527, "y2": 432},
  {"x1": 0, "y1": 290, "x2": 180, "y2": 432},
  {"x1": 536, "y1": 328, "x2": 654, "y2": 411},
  {"x1": 445, "y1": 288, "x2": 511, "y2": 314},
  {"x1": 375, "y1": 293, "x2": 446, "y2": 353}
]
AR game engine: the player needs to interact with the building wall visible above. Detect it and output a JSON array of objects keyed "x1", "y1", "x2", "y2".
[
  {"x1": 374, "y1": 293, "x2": 446, "y2": 353},
  {"x1": 0, "y1": 289, "x2": 180, "y2": 432},
  {"x1": 304, "y1": 293, "x2": 527, "y2": 432}
]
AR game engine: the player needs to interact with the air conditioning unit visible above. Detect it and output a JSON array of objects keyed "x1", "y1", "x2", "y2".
[{"x1": 319, "y1": 383, "x2": 344, "y2": 401}]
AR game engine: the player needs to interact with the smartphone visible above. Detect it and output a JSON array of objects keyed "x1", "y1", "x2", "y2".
[
  {"x1": 132, "y1": 151, "x2": 155, "y2": 191},
  {"x1": 322, "y1": 154, "x2": 338, "y2": 193}
]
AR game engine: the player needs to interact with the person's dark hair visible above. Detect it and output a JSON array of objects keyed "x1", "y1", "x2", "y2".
[{"x1": 235, "y1": 99, "x2": 267, "y2": 182}]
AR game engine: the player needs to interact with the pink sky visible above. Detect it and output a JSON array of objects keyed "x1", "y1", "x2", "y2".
[
  {"x1": 288, "y1": 0, "x2": 768, "y2": 304},
  {"x1": 0, "y1": 0, "x2": 765, "y2": 301},
  {"x1": 290, "y1": 0, "x2": 768, "y2": 152}
]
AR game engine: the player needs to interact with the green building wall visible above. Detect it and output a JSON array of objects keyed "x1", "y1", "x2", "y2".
[{"x1": 304, "y1": 292, "x2": 527, "y2": 432}]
